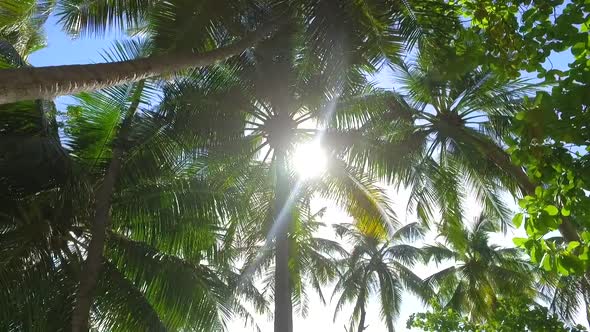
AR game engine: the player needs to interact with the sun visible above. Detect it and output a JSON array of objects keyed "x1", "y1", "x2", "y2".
[{"x1": 292, "y1": 142, "x2": 327, "y2": 179}]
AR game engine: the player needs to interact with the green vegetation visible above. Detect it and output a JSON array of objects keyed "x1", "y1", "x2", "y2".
[
  {"x1": 408, "y1": 299, "x2": 587, "y2": 332},
  {"x1": 0, "y1": 0, "x2": 588, "y2": 331}
]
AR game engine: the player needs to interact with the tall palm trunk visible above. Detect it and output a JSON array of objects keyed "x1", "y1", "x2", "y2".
[
  {"x1": 71, "y1": 80, "x2": 145, "y2": 332},
  {"x1": 357, "y1": 305, "x2": 367, "y2": 332},
  {"x1": 357, "y1": 272, "x2": 370, "y2": 332},
  {"x1": 467, "y1": 133, "x2": 580, "y2": 242},
  {"x1": 273, "y1": 149, "x2": 293, "y2": 332},
  {"x1": 0, "y1": 22, "x2": 277, "y2": 105}
]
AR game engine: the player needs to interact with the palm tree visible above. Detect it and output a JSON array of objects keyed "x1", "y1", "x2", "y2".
[
  {"x1": 0, "y1": 0, "x2": 409, "y2": 104},
  {"x1": 390, "y1": 53, "x2": 531, "y2": 231},
  {"x1": 423, "y1": 213, "x2": 536, "y2": 321},
  {"x1": 331, "y1": 222, "x2": 428, "y2": 332},
  {"x1": 320, "y1": 46, "x2": 554, "y2": 235},
  {"x1": 68, "y1": 39, "x2": 273, "y2": 331},
  {"x1": 240, "y1": 204, "x2": 345, "y2": 319},
  {"x1": 0, "y1": 0, "x2": 279, "y2": 104},
  {"x1": 67, "y1": 39, "x2": 156, "y2": 331},
  {"x1": 1, "y1": 37, "x2": 268, "y2": 331},
  {"x1": 372, "y1": 47, "x2": 579, "y2": 239},
  {"x1": 156, "y1": 19, "x2": 403, "y2": 329}
]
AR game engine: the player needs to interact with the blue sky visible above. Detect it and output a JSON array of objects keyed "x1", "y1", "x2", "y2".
[{"x1": 27, "y1": 14, "x2": 585, "y2": 332}]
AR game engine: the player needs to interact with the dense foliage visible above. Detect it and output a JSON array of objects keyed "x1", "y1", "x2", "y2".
[
  {"x1": 0, "y1": 0, "x2": 588, "y2": 331},
  {"x1": 408, "y1": 299, "x2": 587, "y2": 332}
]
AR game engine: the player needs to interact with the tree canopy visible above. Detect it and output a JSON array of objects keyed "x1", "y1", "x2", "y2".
[{"x1": 0, "y1": 0, "x2": 589, "y2": 331}]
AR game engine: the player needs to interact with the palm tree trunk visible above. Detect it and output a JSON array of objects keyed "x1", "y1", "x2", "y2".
[
  {"x1": 273, "y1": 149, "x2": 293, "y2": 332},
  {"x1": 357, "y1": 272, "x2": 371, "y2": 332},
  {"x1": 357, "y1": 305, "x2": 367, "y2": 332},
  {"x1": 71, "y1": 80, "x2": 145, "y2": 332},
  {"x1": 0, "y1": 22, "x2": 278, "y2": 104},
  {"x1": 470, "y1": 134, "x2": 580, "y2": 242}
]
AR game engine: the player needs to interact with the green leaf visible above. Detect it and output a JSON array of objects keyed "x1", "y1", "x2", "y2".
[
  {"x1": 572, "y1": 42, "x2": 586, "y2": 57},
  {"x1": 566, "y1": 241, "x2": 580, "y2": 252},
  {"x1": 555, "y1": 257, "x2": 570, "y2": 276},
  {"x1": 512, "y1": 213, "x2": 524, "y2": 228},
  {"x1": 512, "y1": 237, "x2": 528, "y2": 247},
  {"x1": 544, "y1": 205, "x2": 559, "y2": 216},
  {"x1": 561, "y1": 208, "x2": 570, "y2": 216},
  {"x1": 530, "y1": 243, "x2": 543, "y2": 263},
  {"x1": 540, "y1": 254, "x2": 553, "y2": 271}
]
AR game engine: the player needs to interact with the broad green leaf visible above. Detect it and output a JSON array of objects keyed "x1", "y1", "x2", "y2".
[
  {"x1": 544, "y1": 205, "x2": 559, "y2": 216},
  {"x1": 540, "y1": 254, "x2": 552, "y2": 271},
  {"x1": 566, "y1": 241, "x2": 580, "y2": 252},
  {"x1": 512, "y1": 213, "x2": 524, "y2": 228},
  {"x1": 512, "y1": 237, "x2": 528, "y2": 247},
  {"x1": 555, "y1": 257, "x2": 569, "y2": 276},
  {"x1": 571, "y1": 42, "x2": 586, "y2": 57}
]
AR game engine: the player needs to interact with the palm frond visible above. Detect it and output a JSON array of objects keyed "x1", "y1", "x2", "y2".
[{"x1": 55, "y1": 0, "x2": 153, "y2": 37}]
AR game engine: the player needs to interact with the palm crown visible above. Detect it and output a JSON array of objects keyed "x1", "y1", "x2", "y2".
[
  {"x1": 325, "y1": 48, "x2": 536, "y2": 234},
  {"x1": 424, "y1": 213, "x2": 536, "y2": 322},
  {"x1": 332, "y1": 222, "x2": 428, "y2": 332},
  {"x1": 157, "y1": 23, "x2": 402, "y2": 330}
]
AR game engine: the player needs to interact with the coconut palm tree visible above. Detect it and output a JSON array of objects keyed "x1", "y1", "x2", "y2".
[
  {"x1": 0, "y1": 37, "x2": 268, "y2": 331},
  {"x1": 156, "y1": 21, "x2": 403, "y2": 330},
  {"x1": 348, "y1": 46, "x2": 581, "y2": 239},
  {"x1": 240, "y1": 204, "x2": 345, "y2": 319},
  {"x1": 319, "y1": 46, "x2": 548, "y2": 234},
  {"x1": 0, "y1": 0, "x2": 408, "y2": 104},
  {"x1": 0, "y1": 0, "x2": 278, "y2": 104},
  {"x1": 66, "y1": 39, "x2": 158, "y2": 331},
  {"x1": 423, "y1": 213, "x2": 536, "y2": 321},
  {"x1": 331, "y1": 222, "x2": 428, "y2": 332}
]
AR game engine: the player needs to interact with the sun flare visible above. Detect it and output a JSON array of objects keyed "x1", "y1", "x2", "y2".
[{"x1": 292, "y1": 142, "x2": 327, "y2": 179}]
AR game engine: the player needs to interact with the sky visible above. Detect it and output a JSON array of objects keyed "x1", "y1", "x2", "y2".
[{"x1": 27, "y1": 14, "x2": 585, "y2": 332}]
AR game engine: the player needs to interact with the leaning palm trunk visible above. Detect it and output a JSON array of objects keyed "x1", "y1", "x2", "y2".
[
  {"x1": 466, "y1": 132, "x2": 580, "y2": 242},
  {"x1": 273, "y1": 149, "x2": 293, "y2": 332},
  {"x1": 71, "y1": 80, "x2": 145, "y2": 332},
  {"x1": 0, "y1": 23, "x2": 277, "y2": 104}
]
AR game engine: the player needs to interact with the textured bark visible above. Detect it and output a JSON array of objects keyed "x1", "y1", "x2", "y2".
[
  {"x1": 467, "y1": 132, "x2": 580, "y2": 242},
  {"x1": 71, "y1": 81, "x2": 145, "y2": 332},
  {"x1": 273, "y1": 149, "x2": 293, "y2": 332},
  {"x1": 0, "y1": 23, "x2": 277, "y2": 104}
]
